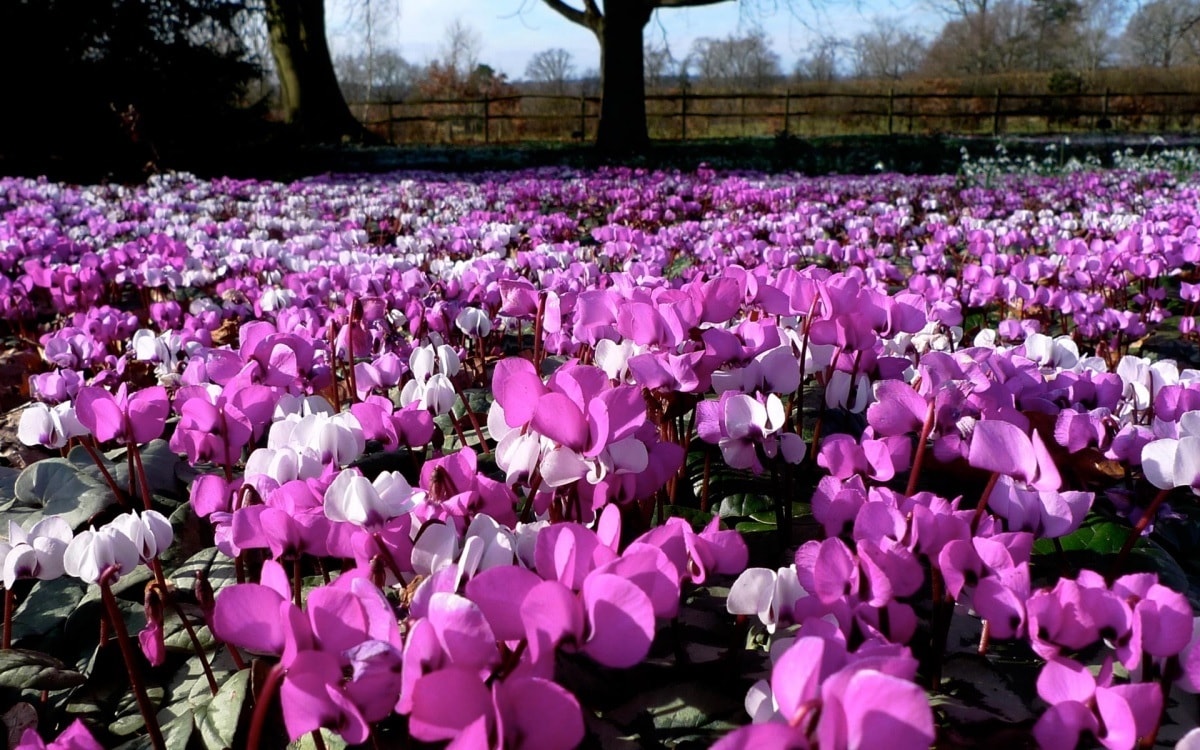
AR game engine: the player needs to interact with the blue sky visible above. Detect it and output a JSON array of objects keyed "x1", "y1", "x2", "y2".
[{"x1": 326, "y1": 0, "x2": 941, "y2": 80}]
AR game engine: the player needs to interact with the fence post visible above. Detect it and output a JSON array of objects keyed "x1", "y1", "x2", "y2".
[
  {"x1": 887, "y1": 87, "x2": 895, "y2": 136},
  {"x1": 681, "y1": 86, "x2": 688, "y2": 141},
  {"x1": 579, "y1": 93, "x2": 587, "y2": 140},
  {"x1": 741, "y1": 94, "x2": 747, "y2": 136},
  {"x1": 1102, "y1": 87, "x2": 1110, "y2": 128},
  {"x1": 992, "y1": 88, "x2": 1003, "y2": 136},
  {"x1": 783, "y1": 90, "x2": 791, "y2": 136},
  {"x1": 483, "y1": 95, "x2": 490, "y2": 144},
  {"x1": 387, "y1": 102, "x2": 395, "y2": 145}
]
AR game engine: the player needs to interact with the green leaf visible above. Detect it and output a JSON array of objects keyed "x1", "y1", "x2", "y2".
[
  {"x1": 735, "y1": 520, "x2": 776, "y2": 533},
  {"x1": 718, "y1": 493, "x2": 773, "y2": 520},
  {"x1": 937, "y1": 653, "x2": 1035, "y2": 724},
  {"x1": 10, "y1": 577, "x2": 88, "y2": 640},
  {"x1": 1034, "y1": 517, "x2": 1128, "y2": 555},
  {"x1": 603, "y1": 682, "x2": 742, "y2": 742},
  {"x1": 196, "y1": 668, "x2": 249, "y2": 750},
  {"x1": 169, "y1": 547, "x2": 238, "y2": 600},
  {"x1": 0, "y1": 466, "x2": 19, "y2": 508},
  {"x1": 664, "y1": 505, "x2": 714, "y2": 531},
  {"x1": 0, "y1": 648, "x2": 87, "y2": 690},
  {"x1": 11, "y1": 459, "x2": 117, "y2": 529},
  {"x1": 288, "y1": 729, "x2": 347, "y2": 749}
]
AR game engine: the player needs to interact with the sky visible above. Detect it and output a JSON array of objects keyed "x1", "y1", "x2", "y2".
[{"x1": 325, "y1": 0, "x2": 942, "y2": 81}]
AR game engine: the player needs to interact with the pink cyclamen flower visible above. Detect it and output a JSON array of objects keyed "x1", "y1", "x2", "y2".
[
  {"x1": 1033, "y1": 657, "x2": 1161, "y2": 750},
  {"x1": 75, "y1": 383, "x2": 169, "y2": 445},
  {"x1": 16, "y1": 719, "x2": 103, "y2": 750}
]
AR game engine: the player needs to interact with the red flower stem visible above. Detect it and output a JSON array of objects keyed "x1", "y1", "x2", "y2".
[
  {"x1": 292, "y1": 557, "x2": 303, "y2": 608},
  {"x1": 519, "y1": 472, "x2": 544, "y2": 524},
  {"x1": 1110, "y1": 488, "x2": 1172, "y2": 583},
  {"x1": 978, "y1": 619, "x2": 991, "y2": 655},
  {"x1": 346, "y1": 314, "x2": 359, "y2": 406},
  {"x1": 225, "y1": 643, "x2": 247, "y2": 671},
  {"x1": 131, "y1": 442, "x2": 154, "y2": 510},
  {"x1": 151, "y1": 578, "x2": 218, "y2": 695},
  {"x1": 450, "y1": 415, "x2": 471, "y2": 451},
  {"x1": 127, "y1": 449, "x2": 137, "y2": 498},
  {"x1": 99, "y1": 572, "x2": 166, "y2": 750},
  {"x1": 310, "y1": 730, "x2": 328, "y2": 750},
  {"x1": 970, "y1": 472, "x2": 1001, "y2": 534},
  {"x1": 905, "y1": 402, "x2": 936, "y2": 497},
  {"x1": 533, "y1": 295, "x2": 546, "y2": 368},
  {"x1": 328, "y1": 325, "x2": 342, "y2": 413},
  {"x1": 247, "y1": 664, "x2": 285, "y2": 750},
  {"x1": 452, "y1": 380, "x2": 489, "y2": 455},
  {"x1": 3, "y1": 587, "x2": 13, "y2": 649},
  {"x1": 372, "y1": 534, "x2": 409, "y2": 587}
]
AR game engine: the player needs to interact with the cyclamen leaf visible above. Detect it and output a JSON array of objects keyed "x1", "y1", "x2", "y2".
[
  {"x1": 0, "y1": 648, "x2": 86, "y2": 690},
  {"x1": 196, "y1": 668, "x2": 250, "y2": 750}
]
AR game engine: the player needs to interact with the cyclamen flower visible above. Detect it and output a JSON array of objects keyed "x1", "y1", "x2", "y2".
[
  {"x1": 696, "y1": 392, "x2": 805, "y2": 474},
  {"x1": 16, "y1": 720, "x2": 103, "y2": 750},
  {"x1": 1141, "y1": 410, "x2": 1200, "y2": 494},
  {"x1": 63, "y1": 526, "x2": 141, "y2": 583},
  {"x1": 75, "y1": 383, "x2": 169, "y2": 446},
  {"x1": 714, "y1": 628, "x2": 934, "y2": 750},
  {"x1": 1033, "y1": 657, "x2": 1161, "y2": 750},
  {"x1": 0, "y1": 517, "x2": 73, "y2": 589},
  {"x1": 324, "y1": 468, "x2": 421, "y2": 529},
  {"x1": 17, "y1": 402, "x2": 88, "y2": 449}
]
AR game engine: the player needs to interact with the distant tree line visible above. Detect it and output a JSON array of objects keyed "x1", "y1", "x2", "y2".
[{"x1": 11, "y1": 0, "x2": 1200, "y2": 173}]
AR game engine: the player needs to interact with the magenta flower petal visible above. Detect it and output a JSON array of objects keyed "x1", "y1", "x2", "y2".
[
  {"x1": 535, "y1": 523, "x2": 617, "y2": 591},
  {"x1": 494, "y1": 676, "x2": 585, "y2": 750},
  {"x1": 839, "y1": 670, "x2": 936, "y2": 750},
  {"x1": 772, "y1": 635, "x2": 846, "y2": 719},
  {"x1": 1033, "y1": 701, "x2": 1099, "y2": 750},
  {"x1": 1037, "y1": 657, "x2": 1095, "y2": 704},
  {"x1": 211, "y1": 583, "x2": 286, "y2": 655},
  {"x1": 532, "y1": 392, "x2": 588, "y2": 452},
  {"x1": 428, "y1": 593, "x2": 499, "y2": 671},
  {"x1": 75, "y1": 387, "x2": 124, "y2": 443},
  {"x1": 710, "y1": 723, "x2": 808, "y2": 750},
  {"x1": 466, "y1": 565, "x2": 543, "y2": 642},
  {"x1": 493, "y1": 358, "x2": 546, "y2": 428},
  {"x1": 968, "y1": 420, "x2": 1035, "y2": 482},
  {"x1": 409, "y1": 666, "x2": 492, "y2": 742},
  {"x1": 127, "y1": 386, "x2": 168, "y2": 444},
  {"x1": 520, "y1": 580, "x2": 584, "y2": 665},
  {"x1": 580, "y1": 573, "x2": 655, "y2": 669}
]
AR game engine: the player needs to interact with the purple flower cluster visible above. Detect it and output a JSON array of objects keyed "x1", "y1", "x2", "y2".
[{"x1": 5, "y1": 164, "x2": 1200, "y2": 749}]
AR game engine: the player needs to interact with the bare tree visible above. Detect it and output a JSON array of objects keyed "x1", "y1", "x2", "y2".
[
  {"x1": 441, "y1": 18, "x2": 482, "y2": 82},
  {"x1": 336, "y1": 48, "x2": 418, "y2": 101},
  {"x1": 689, "y1": 28, "x2": 782, "y2": 90},
  {"x1": 643, "y1": 41, "x2": 677, "y2": 90},
  {"x1": 1071, "y1": 0, "x2": 1127, "y2": 70},
  {"x1": 526, "y1": 47, "x2": 576, "y2": 92},
  {"x1": 922, "y1": 0, "x2": 1041, "y2": 74},
  {"x1": 793, "y1": 35, "x2": 844, "y2": 82},
  {"x1": 1121, "y1": 0, "x2": 1200, "y2": 67},
  {"x1": 851, "y1": 19, "x2": 926, "y2": 79}
]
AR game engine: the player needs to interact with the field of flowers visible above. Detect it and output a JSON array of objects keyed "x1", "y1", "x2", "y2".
[{"x1": 3, "y1": 156, "x2": 1200, "y2": 749}]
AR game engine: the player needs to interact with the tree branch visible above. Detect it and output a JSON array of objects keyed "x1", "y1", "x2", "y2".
[
  {"x1": 653, "y1": 0, "x2": 734, "y2": 8},
  {"x1": 541, "y1": 0, "x2": 597, "y2": 29}
]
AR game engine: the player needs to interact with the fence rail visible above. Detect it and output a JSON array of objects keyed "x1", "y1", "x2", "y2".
[{"x1": 350, "y1": 89, "x2": 1200, "y2": 145}]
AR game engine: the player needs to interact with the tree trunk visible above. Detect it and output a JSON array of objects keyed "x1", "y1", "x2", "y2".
[
  {"x1": 594, "y1": 0, "x2": 652, "y2": 155},
  {"x1": 264, "y1": 0, "x2": 369, "y2": 143}
]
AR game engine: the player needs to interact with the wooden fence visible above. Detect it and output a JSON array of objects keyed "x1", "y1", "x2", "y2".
[{"x1": 351, "y1": 89, "x2": 1200, "y2": 145}]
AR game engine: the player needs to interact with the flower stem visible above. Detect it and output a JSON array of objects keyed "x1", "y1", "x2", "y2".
[
  {"x1": 82, "y1": 439, "x2": 129, "y2": 508},
  {"x1": 452, "y1": 380, "x2": 489, "y2": 455},
  {"x1": 905, "y1": 402, "x2": 936, "y2": 497},
  {"x1": 131, "y1": 442, "x2": 154, "y2": 511},
  {"x1": 247, "y1": 664, "x2": 285, "y2": 750},
  {"x1": 100, "y1": 571, "x2": 166, "y2": 750},
  {"x1": 3, "y1": 588, "x2": 13, "y2": 649},
  {"x1": 1110, "y1": 488, "x2": 1172, "y2": 583},
  {"x1": 970, "y1": 472, "x2": 1001, "y2": 534}
]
